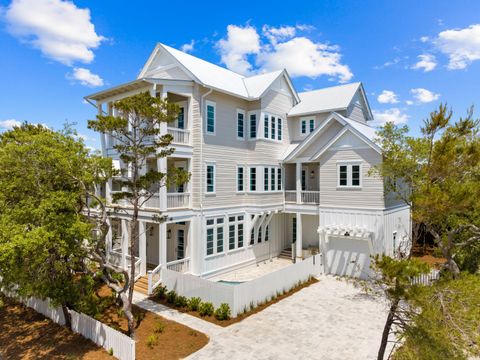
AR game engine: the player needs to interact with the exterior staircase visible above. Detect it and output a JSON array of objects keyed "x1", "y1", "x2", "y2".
[
  {"x1": 134, "y1": 275, "x2": 149, "y2": 295},
  {"x1": 278, "y1": 247, "x2": 293, "y2": 260}
]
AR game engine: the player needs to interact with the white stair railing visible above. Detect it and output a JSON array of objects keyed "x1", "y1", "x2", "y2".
[
  {"x1": 166, "y1": 257, "x2": 190, "y2": 273},
  {"x1": 147, "y1": 264, "x2": 162, "y2": 295}
]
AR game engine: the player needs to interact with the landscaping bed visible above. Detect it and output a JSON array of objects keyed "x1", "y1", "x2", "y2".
[
  {"x1": 0, "y1": 294, "x2": 111, "y2": 360},
  {"x1": 150, "y1": 276, "x2": 319, "y2": 327}
]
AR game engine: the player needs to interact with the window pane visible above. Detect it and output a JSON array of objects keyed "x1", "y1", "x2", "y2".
[
  {"x1": 264, "y1": 167, "x2": 269, "y2": 191},
  {"x1": 271, "y1": 116, "x2": 275, "y2": 139},
  {"x1": 229, "y1": 216, "x2": 235, "y2": 222},
  {"x1": 238, "y1": 223, "x2": 244, "y2": 247},
  {"x1": 250, "y1": 168, "x2": 256, "y2": 191},
  {"x1": 206, "y1": 219, "x2": 214, "y2": 226},
  {"x1": 277, "y1": 117, "x2": 282, "y2": 140},
  {"x1": 250, "y1": 227, "x2": 254, "y2": 245},
  {"x1": 237, "y1": 112, "x2": 244, "y2": 138},
  {"x1": 265, "y1": 225, "x2": 269, "y2": 242},
  {"x1": 250, "y1": 114, "x2": 256, "y2": 138},
  {"x1": 237, "y1": 215, "x2": 244, "y2": 221},
  {"x1": 258, "y1": 226, "x2": 262, "y2": 243},
  {"x1": 301, "y1": 120, "x2": 306, "y2": 134},
  {"x1": 264, "y1": 114, "x2": 269, "y2": 138},
  {"x1": 217, "y1": 226, "x2": 223, "y2": 253},
  {"x1": 217, "y1": 218, "x2": 224, "y2": 224},
  {"x1": 292, "y1": 217, "x2": 297, "y2": 242},
  {"x1": 207, "y1": 165, "x2": 214, "y2": 192},
  {"x1": 229, "y1": 224, "x2": 235, "y2": 250},
  {"x1": 237, "y1": 167, "x2": 244, "y2": 191},
  {"x1": 177, "y1": 107, "x2": 185, "y2": 129},
  {"x1": 277, "y1": 168, "x2": 282, "y2": 190},
  {"x1": 207, "y1": 228, "x2": 214, "y2": 255},
  {"x1": 352, "y1": 165, "x2": 360, "y2": 186},
  {"x1": 271, "y1": 167, "x2": 275, "y2": 191},
  {"x1": 309, "y1": 119, "x2": 314, "y2": 133},
  {"x1": 339, "y1": 165, "x2": 347, "y2": 186},
  {"x1": 207, "y1": 105, "x2": 215, "y2": 133}
]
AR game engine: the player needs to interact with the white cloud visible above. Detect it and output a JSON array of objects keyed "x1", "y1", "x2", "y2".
[
  {"x1": 435, "y1": 24, "x2": 480, "y2": 69},
  {"x1": 406, "y1": 100, "x2": 414, "y2": 105},
  {"x1": 411, "y1": 54, "x2": 437, "y2": 72},
  {"x1": 4, "y1": 0, "x2": 105, "y2": 65},
  {"x1": 410, "y1": 88, "x2": 440, "y2": 103},
  {"x1": 420, "y1": 36, "x2": 430, "y2": 43},
  {"x1": 68, "y1": 67, "x2": 104, "y2": 87},
  {"x1": 216, "y1": 23, "x2": 352, "y2": 82},
  {"x1": 217, "y1": 24, "x2": 261, "y2": 75},
  {"x1": 180, "y1": 40, "x2": 195, "y2": 53},
  {"x1": 371, "y1": 108, "x2": 409, "y2": 127},
  {"x1": 0, "y1": 119, "x2": 22, "y2": 130},
  {"x1": 377, "y1": 90, "x2": 399, "y2": 104}
]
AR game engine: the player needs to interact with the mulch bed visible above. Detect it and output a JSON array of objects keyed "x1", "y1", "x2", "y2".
[
  {"x1": 150, "y1": 277, "x2": 319, "y2": 327},
  {"x1": 0, "y1": 294, "x2": 110, "y2": 360}
]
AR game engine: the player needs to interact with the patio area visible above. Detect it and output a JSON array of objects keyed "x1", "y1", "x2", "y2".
[{"x1": 209, "y1": 257, "x2": 293, "y2": 282}]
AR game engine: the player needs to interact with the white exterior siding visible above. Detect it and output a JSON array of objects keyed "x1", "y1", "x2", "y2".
[{"x1": 346, "y1": 91, "x2": 368, "y2": 123}]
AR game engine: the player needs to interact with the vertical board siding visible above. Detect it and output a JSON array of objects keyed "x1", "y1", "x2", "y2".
[
  {"x1": 10, "y1": 295, "x2": 135, "y2": 360},
  {"x1": 383, "y1": 206, "x2": 411, "y2": 256}
]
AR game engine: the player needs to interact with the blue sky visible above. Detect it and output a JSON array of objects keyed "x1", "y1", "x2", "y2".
[{"x1": 0, "y1": 0, "x2": 479, "y2": 150}]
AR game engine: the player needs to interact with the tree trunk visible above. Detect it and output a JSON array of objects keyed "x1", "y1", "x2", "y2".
[
  {"x1": 378, "y1": 299, "x2": 399, "y2": 360},
  {"x1": 61, "y1": 304, "x2": 72, "y2": 329},
  {"x1": 127, "y1": 218, "x2": 137, "y2": 338}
]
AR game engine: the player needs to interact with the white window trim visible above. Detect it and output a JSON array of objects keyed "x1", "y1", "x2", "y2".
[
  {"x1": 236, "y1": 109, "x2": 246, "y2": 140},
  {"x1": 236, "y1": 165, "x2": 245, "y2": 193},
  {"x1": 205, "y1": 162, "x2": 216, "y2": 194},
  {"x1": 336, "y1": 160, "x2": 362, "y2": 188},
  {"x1": 227, "y1": 214, "x2": 246, "y2": 252},
  {"x1": 205, "y1": 100, "x2": 216, "y2": 135},
  {"x1": 205, "y1": 216, "x2": 225, "y2": 257},
  {"x1": 249, "y1": 166, "x2": 257, "y2": 192},
  {"x1": 259, "y1": 112, "x2": 283, "y2": 143},
  {"x1": 247, "y1": 111, "x2": 259, "y2": 140},
  {"x1": 300, "y1": 116, "x2": 315, "y2": 136}
]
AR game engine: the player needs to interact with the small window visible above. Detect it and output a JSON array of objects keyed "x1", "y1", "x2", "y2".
[
  {"x1": 265, "y1": 225, "x2": 269, "y2": 242},
  {"x1": 237, "y1": 166, "x2": 244, "y2": 192},
  {"x1": 217, "y1": 225, "x2": 224, "y2": 253},
  {"x1": 339, "y1": 165, "x2": 348, "y2": 186},
  {"x1": 271, "y1": 116, "x2": 275, "y2": 140},
  {"x1": 277, "y1": 168, "x2": 282, "y2": 191},
  {"x1": 249, "y1": 114, "x2": 257, "y2": 139},
  {"x1": 301, "y1": 170, "x2": 306, "y2": 191},
  {"x1": 237, "y1": 110, "x2": 245, "y2": 139},
  {"x1": 309, "y1": 119, "x2": 315, "y2": 133},
  {"x1": 206, "y1": 228, "x2": 214, "y2": 255},
  {"x1": 206, "y1": 101, "x2": 215, "y2": 134},
  {"x1": 264, "y1": 167, "x2": 269, "y2": 191},
  {"x1": 301, "y1": 120, "x2": 307, "y2": 134},
  {"x1": 292, "y1": 217, "x2": 297, "y2": 243},
  {"x1": 277, "y1": 117, "x2": 282, "y2": 140},
  {"x1": 177, "y1": 107, "x2": 185, "y2": 129},
  {"x1": 229, "y1": 224, "x2": 235, "y2": 250},
  {"x1": 250, "y1": 167, "x2": 256, "y2": 191},
  {"x1": 206, "y1": 164, "x2": 215, "y2": 193},
  {"x1": 337, "y1": 163, "x2": 362, "y2": 187},
  {"x1": 238, "y1": 223, "x2": 244, "y2": 248},
  {"x1": 264, "y1": 114, "x2": 269, "y2": 138},
  {"x1": 271, "y1": 167, "x2": 275, "y2": 191},
  {"x1": 352, "y1": 165, "x2": 360, "y2": 186},
  {"x1": 258, "y1": 226, "x2": 262, "y2": 243},
  {"x1": 250, "y1": 227, "x2": 255, "y2": 245}
]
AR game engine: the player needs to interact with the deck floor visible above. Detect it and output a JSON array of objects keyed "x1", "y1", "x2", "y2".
[{"x1": 209, "y1": 257, "x2": 293, "y2": 282}]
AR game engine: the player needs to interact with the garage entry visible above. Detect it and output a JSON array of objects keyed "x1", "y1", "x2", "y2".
[{"x1": 326, "y1": 236, "x2": 372, "y2": 279}]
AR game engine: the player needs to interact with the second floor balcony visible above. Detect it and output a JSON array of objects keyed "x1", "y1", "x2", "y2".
[
  {"x1": 167, "y1": 127, "x2": 190, "y2": 145},
  {"x1": 284, "y1": 162, "x2": 320, "y2": 205}
]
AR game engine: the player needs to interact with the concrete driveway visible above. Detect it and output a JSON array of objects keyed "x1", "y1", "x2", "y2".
[{"x1": 185, "y1": 275, "x2": 389, "y2": 360}]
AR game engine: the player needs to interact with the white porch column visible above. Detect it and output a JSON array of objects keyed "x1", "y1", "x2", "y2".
[
  {"x1": 157, "y1": 88, "x2": 168, "y2": 212},
  {"x1": 159, "y1": 222, "x2": 167, "y2": 267},
  {"x1": 139, "y1": 221, "x2": 147, "y2": 275},
  {"x1": 296, "y1": 161, "x2": 302, "y2": 204},
  {"x1": 121, "y1": 219, "x2": 129, "y2": 269},
  {"x1": 189, "y1": 216, "x2": 202, "y2": 275},
  {"x1": 296, "y1": 212, "x2": 303, "y2": 260}
]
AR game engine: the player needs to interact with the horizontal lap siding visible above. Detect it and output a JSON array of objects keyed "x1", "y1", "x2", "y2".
[{"x1": 319, "y1": 148, "x2": 385, "y2": 209}]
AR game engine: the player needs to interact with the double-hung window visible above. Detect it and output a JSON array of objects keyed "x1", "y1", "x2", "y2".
[
  {"x1": 264, "y1": 114, "x2": 269, "y2": 138},
  {"x1": 249, "y1": 113, "x2": 257, "y2": 139},
  {"x1": 271, "y1": 167, "x2": 275, "y2": 191},
  {"x1": 309, "y1": 119, "x2": 315, "y2": 133},
  {"x1": 206, "y1": 163, "x2": 215, "y2": 193},
  {"x1": 277, "y1": 168, "x2": 282, "y2": 191},
  {"x1": 264, "y1": 167, "x2": 269, "y2": 191},
  {"x1": 337, "y1": 162, "x2": 362, "y2": 188},
  {"x1": 271, "y1": 116, "x2": 276, "y2": 140},
  {"x1": 177, "y1": 107, "x2": 185, "y2": 129},
  {"x1": 250, "y1": 167, "x2": 256, "y2": 191},
  {"x1": 206, "y1": 101, "x2": 215, "y2": 134},
  {"x1": 237, "y1": 166, "x2": 244, "y2": 192},
  {"x1": 237, "y1": 110, "x2": 245, "y2": 139},
  {"x1": 277, "y1": 117, "x2": 282, "y2": 140}
]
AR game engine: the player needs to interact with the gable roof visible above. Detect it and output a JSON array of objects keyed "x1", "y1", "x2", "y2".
[
  {"x1": 138, "y1": 43, "x2": 300, "y2": 102},
  {"x1": 288, "y1": 82, "x2": 366, "y2": 117},
  {"x1": 283, "y1": 112, "x2": 380, "y2": 162}
]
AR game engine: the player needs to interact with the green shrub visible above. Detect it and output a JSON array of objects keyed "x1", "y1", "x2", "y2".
[
  {"x1": 108, "y1": 348, "x2": 114, "y2": 356},
  {"x1": 153, "y1": 285, "x2": 167, "y2": 299},
  {"x1": 175, "y1": 295, "x2": 188, "y2": 308},
  {"x1": 154, "y1": 321, "x2": 165, "y2": 333},
  {"x1": 146, "y1": 334, "x2": 157, "y2": 348},
  {"x1": 188, "y1": 297, "x2": 202, "y2": 312},
  {"x1": 198, "y1": 302, "x2": 214, "y2": 317},
  {"x1": 214, "y1": 303, "x2": 231, "y2": 320},
  {"x1": 134, "y1": 311, "x2": 145, "y2": 324},
  {"x1": 166, "y1": 290, "x2": 177, "y2": 304}
]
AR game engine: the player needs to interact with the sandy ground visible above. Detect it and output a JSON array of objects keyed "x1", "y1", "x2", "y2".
[{"x1": 135, "y1": 275, "x2": 391, "y2": 360}]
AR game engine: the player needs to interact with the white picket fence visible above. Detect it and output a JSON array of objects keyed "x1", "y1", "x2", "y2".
[
  {"x1": 10, "y1": 294, "x2": 135, "y2": 360},
  {"x1": 411, "y1": 268, "x2": 441, "y2": 286},
  {"x1": 161, "y1": 255, "x2": 321, "y2": 317}
]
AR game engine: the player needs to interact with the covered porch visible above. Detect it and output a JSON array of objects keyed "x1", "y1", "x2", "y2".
[{"x1": 284, "y1": 162, "x2": 320, "y2": 205}]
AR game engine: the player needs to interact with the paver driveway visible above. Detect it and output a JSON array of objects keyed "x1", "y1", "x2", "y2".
[{"x1": 135, "y1": 275, "x2": 390, "y2": 360}]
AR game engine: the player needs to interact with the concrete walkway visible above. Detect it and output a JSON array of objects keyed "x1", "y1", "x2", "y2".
[{"x1": 134, "y1": 276, "x2": 390, "y2": 360}]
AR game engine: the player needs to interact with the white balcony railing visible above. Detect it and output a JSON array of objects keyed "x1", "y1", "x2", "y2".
[
  {"x1": 166, "y1": 257, "x2": 190, "y2": 273},
  {"x1": 144, "y1": 194, "x2": 160, "y2": 209},
  {"x1": 284, "y1": 190, "x2": 320, "y2": 204},
  {"x1": 167, "y1": 127, "x2": 190, "y2": 145},
  {"x1": 167, "y1": 192, "x2": 190, "y2": 209}
]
